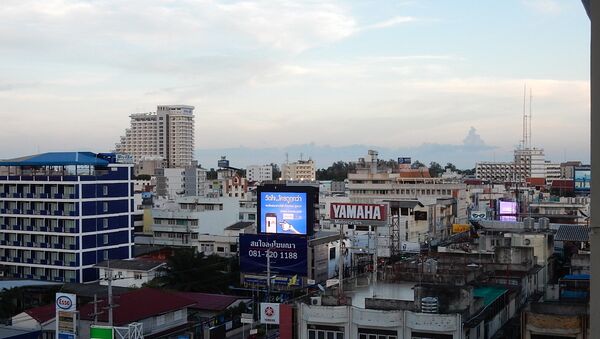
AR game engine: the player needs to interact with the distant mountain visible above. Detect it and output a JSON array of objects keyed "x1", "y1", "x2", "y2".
[{"x1": 196, "y1": 128, "x2": 505, "y2": 169}]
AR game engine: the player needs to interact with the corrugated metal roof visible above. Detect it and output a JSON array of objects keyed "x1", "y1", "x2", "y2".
[
  {"x1": 555, "y1": 224, "x2": 589, "y2": 242},
  {"x1": 0, "y1": 152, "x2": 108, "y2": 166}
]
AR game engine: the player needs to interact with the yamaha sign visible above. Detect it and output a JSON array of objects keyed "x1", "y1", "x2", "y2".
[{"x1": 330, "y1": 203, "x2": 387, "y2": 225}]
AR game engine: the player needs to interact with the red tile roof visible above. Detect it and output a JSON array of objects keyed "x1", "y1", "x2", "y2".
[
  {"x1": 24, "y1": 304, "x2": 55, "y2": 324},
  {"x1": 172, "y1": 292, "x2": 246, "y2": 312},
  {"x1": 79, "y1": 288, "x2": 194, "y2": 326},
  {"x1": 527, "y1": 177, "x2": 546, "y2": 186}
]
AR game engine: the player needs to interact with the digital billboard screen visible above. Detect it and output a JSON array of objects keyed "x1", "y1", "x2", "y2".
[
  {"x1": 498, "y1": 201, "x2": 518, "y2": 215},
  {"x1": 574, "y1": 168, "x2": 591, "y2": 191},
  {"x1": 259, "y1": 192, "x2": 308, "y2": 235},
  {"x1": 239, "y1": 234, "x2": 308, "y2": 276}
]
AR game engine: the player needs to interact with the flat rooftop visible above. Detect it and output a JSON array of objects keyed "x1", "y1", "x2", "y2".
[{"x1": 347, "y1": 282, "x2": 414, "y2": 308}]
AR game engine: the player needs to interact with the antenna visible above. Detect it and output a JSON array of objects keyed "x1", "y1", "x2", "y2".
[
  {"x1": 529, "y1": 88, "x2": 533, "y2": 149},
  {"x1": 522, "y1": 83, "x2": 529, "y2": 150}
]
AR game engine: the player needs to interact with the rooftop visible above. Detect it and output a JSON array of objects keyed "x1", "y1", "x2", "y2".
[
  {"x1": 95, "y1": 259, "x2": 166, "y2": 272},
  {"x1": 79, "y1": 288, "x2": 194, "y2": 326},
  {"x1": 555, "y1": 225, "x2": 589, "y2": 242},
  {"x1": 225, "y1": 221, "x2": 254, "y2": 231},
  {"x1": 0, "y1": 152, "x2": 110, "y2": 167},
  {"x1": 23, "y1": 304, "x2": 55, "y2": 324},
  {"x1": 473, "y1": 286, "x2": 508, "y2": 307},
  {"x1": 172, "y1": 292, "x2": 250, "y2": 311}
]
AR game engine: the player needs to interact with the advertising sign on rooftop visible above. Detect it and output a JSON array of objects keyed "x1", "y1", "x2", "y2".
[
  {"x1": 330, "y1": 203, "x2": 387, "y2": 225},
  {"x1": 239, "y1": 234, "x2": 308, "y2": 276},
  {"x1": 259, "y1": 192, "x2": 308, "y2": 235}
]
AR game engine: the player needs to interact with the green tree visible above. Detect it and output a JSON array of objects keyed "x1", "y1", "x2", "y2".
[
  {"x1": 411, "y1": 160, "x2": 426, "y2": 169},
  {"x1": 270, "y1": 163, "x2": 281, "y2": 180},
  {"x1": 316, "y1": 161, "x2": 354, "y2": 181},
  {"x1": 163, "y1": 249, "x2": 239, "y2": 292},
  {"x1": 206, "y1": 168, "x2": 218, "y2": 180},
  {"x1": 444, "y1": 163, "x2": 457, "y2": 172},
  {"x1": 428, "y1": 162, "x2": 444, "y2": 177}
]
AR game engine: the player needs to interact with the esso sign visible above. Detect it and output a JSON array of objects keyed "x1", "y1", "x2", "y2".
[{"x1": 55, "y1": 293, "x2": 76, "y2": 311}]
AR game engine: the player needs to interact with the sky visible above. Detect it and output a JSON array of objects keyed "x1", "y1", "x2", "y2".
[{"x1": 0, "y1": 0, "x2": 591, "y2": 168}]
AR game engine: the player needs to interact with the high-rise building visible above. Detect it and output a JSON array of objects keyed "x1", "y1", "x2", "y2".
[
  {"x1": 115, "y1": 105, "x2": 195, "y2": 168},
  {"x1": 0, "y1": 152, "x2": 134, "y2": 283},
  {"x1": 282, "y1": 159, "x2": 316, "y2": 181}
]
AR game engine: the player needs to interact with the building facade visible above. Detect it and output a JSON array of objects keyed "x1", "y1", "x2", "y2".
[
  {"x1": 115, "y1": 105, "x2": 195, "y2": 168},
  {"x1": 282, "y1": 159, "x2": 316, "y2": 181},
  {"x1": 246, "y1": 165, "x2": 273, "y2": 182},
  {"x1": 0, "y1": 152, "x2": 134, "y2": 283}
]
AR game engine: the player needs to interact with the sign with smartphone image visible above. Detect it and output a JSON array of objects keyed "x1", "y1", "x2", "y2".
[{"x1": 260, "y1": 192, "x2": 308, "y2": 235}]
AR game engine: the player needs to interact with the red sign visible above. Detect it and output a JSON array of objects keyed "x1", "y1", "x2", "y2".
[{"x1": 330, "y1": 203, "x2": 387, "y2": 224}]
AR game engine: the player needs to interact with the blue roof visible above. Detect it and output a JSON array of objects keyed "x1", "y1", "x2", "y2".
[
  {"x1": 562, "y1": 274, "x2": 590, "y2": 280},
  {"x1": 0, "y1": 152, "x2": 109, "y2": 166}
]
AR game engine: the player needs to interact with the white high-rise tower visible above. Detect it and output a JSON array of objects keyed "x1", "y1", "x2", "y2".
[{"x1": 115, "y1": 105, "x2": 195, "y2": 168}]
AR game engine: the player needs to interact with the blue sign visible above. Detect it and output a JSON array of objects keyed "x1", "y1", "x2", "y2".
[
  {"x1": 259, "y1": 192, "x2": 308, "y2": 235},
  {"x1": 398, "y1": 157, "x2": 412, "y2": 165},
  {"x1": 574, "y1": 168, "x2": 591, "y2": 191},
  {"x1": 240, "y1": 234, "x2": 308, "y2": 276}
]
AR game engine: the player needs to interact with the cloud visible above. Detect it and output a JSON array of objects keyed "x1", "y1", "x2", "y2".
[
  {"x1": 522, "y1": 0, "x2": 561, "y2": 14},
  {"x1": 362, "y1": 16, "x2": 416, "y2": 30},
  {"x1": 463, "y1": 127, "x2": 487, "y2": 148}
]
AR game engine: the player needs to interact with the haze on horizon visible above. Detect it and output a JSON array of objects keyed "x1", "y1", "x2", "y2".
[{"x1": 0, "y1": 0, "x2": 591, "y2": 168}]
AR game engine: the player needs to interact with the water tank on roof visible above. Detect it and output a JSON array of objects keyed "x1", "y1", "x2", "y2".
[
  {"x1": 421, "y1": 297, "x2": 439, "y2": 313},
  {"x1": 523, "y1": 217, "x2": 535, "y2": 230},
  {"x1": 539, "y1": 217, "x2": 550, "y2": 230},
  {"x1": 423, "y1": 258, "x2": 438, "y2": 274}
]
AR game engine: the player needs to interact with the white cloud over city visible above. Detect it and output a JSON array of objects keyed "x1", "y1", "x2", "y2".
[{"x1": 0, "y1": 0, "x2": 591, "y2": 167}]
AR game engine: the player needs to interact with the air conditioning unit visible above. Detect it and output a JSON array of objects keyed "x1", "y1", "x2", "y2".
[{"x1": 310, "y1": 297, "x2": 322, "y2": 306}]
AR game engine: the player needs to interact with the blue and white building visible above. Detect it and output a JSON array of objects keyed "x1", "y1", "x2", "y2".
[{"x1": 0, "y1": 152, "x2": 134, "y2": 283}]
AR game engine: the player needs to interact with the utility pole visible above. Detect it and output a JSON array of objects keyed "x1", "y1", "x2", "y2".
[{"x1": 338, "y1": 226, "x2": 343, "y2": 298}]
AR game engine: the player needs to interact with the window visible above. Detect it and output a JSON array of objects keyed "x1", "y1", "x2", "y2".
[
  {"x1": 102, "y1": 202, "x2": 108, "y2": 212},
  {"x1": 329, "y1": 247, "x2": 336, "y2": 260},
  {"x1": 217, "y1": 246, "x2": 225, "y2": 252},
  {"x1": 134, "y1": 273, "x2": 142, "y2": 280},
  {"x1": 102, "y1": 218, "x2": 108, "y2": 229},
  {"x1": 102, "y1": 185, "x2": 108, "y2": 196},
  {"x1": 103, "y1": 234, "x2": 109, "y2": 245}
]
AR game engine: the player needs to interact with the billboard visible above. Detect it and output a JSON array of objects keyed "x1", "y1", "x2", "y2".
[
  {"x1": 400, "y1": 241, "x2": 420, "y2": 253},
  {"x1": 260, "y1": 303, "x2": 280, "y2": 325},
  {"x1": 452, "y1": 224, "x2": 471, "y2": 234},
  {"x1": 574, "y1": 168, "x2": 591, "y2": 191},
  {"x1": 239, "y1": 234, "x2": 308, "y2": 276},
  {"x1": 498, "y1": 201, "x2": 518, "y2": 215},
  {"x1": 398, "y1": 157, "x2": 412, "y2": 165},
  {"x1": 259, "y1": 191, "x2": 308, "y2": 235},
  {"x1": 56, "y1": 293, "x2": 76, "y2": 339},
  {"x1": 330, "y1": 203, "x2": 387, "y2": 225},
  {"x1": 470, "y1": 210, "x2": 487, "y2": 221}
]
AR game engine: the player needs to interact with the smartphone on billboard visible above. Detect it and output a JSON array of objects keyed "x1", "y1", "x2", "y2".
[{"x1": 265, "y1": 213, "x2": 277, "y2": 233}]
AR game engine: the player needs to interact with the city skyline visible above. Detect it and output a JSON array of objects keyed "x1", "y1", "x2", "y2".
[{"x1": 0, "y1": 0, "x2": 591, "y2": 166}]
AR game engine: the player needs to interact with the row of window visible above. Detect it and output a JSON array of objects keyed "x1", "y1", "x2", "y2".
[{"x1": 350, "y1": 189, "x2": 453, "y2": 195}]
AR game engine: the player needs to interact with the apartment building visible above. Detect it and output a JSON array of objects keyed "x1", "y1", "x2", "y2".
[
  {"x1": 282, "y1": 159, "x2": 316, "y2": 181},
  {"x1": 246, "y1": 165, "x2": 273, "y2": 182},
  {"x1": 347, "y1": 151, "x2": 468, "y2": 223},
  {"x1": 115, "y1": 105, "x2": 195, "y2": 168},
  {"x1": 0, "y1": 152, "x2": 134, "y2": 283},
  {"x1": 476, "y1": 147, "x2": 551, "y2": 183},
  {"x1": 155, "y1": 161, "x2": 207, "y2": 199}
]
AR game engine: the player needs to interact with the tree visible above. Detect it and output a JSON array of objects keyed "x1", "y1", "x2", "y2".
[
  {"x1": 444, "y1": 163, "x2": 457, "y2": 172},
  {"x1": 411, "y1": 160, "x2": 426, "y2": 169},
  {"x1": 316, "y1": 161, "x2": 355, "y2": 181},
  {"x1": 428, "y1": 162, "x2": 444, "y2": 177},
  {"x1": 270, "y1": 163, "x2": 281, "y2": 180},
  {"x1": 206, "y1": 168, "x2": 218, "y2": 180},
  {"x1": 162, "y1": 249, "x2": 239, "y2": 293}
]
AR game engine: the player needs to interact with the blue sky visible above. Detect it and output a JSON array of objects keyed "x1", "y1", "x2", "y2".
[{"x1": 0, "y1": 0, "x2": 591, "y2": 167}]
